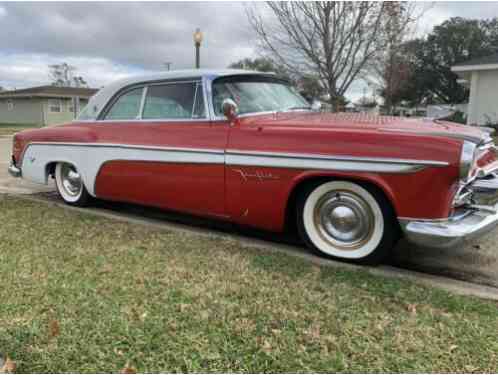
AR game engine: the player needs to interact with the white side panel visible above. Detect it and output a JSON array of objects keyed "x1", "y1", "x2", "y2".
[
  {"x1": 21, "y1": 144, "x2": 224, "y2": 196},
  {"x1": 19, "y1": 142, "x2": 445, "y2": 198}
]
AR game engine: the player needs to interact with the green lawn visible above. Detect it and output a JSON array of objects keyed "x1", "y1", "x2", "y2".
[
  {"x1": 0, "y1": 123, "x2": 38, "y2": 136},
  {"x1": 0, "y1": 196, "x2": 497, "y2": 373}
]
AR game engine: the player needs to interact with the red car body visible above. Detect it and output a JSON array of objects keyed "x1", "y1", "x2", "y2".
[{"x1": 8, "y1": 70, "x2": 498, "y2": 261}]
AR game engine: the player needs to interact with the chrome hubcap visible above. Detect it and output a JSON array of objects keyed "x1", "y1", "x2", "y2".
[
  {"x1": 314, "y1": 191, "x2": 374, "y2": 250},
  {"x1": 60, "y1": 164, "x2": 82, "y2": 197}
]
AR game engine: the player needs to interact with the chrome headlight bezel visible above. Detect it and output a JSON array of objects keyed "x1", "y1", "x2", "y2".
[{"x1": 460, "y1": 141, "x2": 477, "y2": 182}]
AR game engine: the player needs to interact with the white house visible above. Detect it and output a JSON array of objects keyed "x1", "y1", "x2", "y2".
[{"x1": 451, "y1": 53, "x2": 498, "y2": 126}]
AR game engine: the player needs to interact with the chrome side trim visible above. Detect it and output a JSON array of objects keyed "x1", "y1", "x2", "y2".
[
  {"x1": 20, "y1": 142, "x2": 224, "y2": 163},
  {"x1": 226, "y1": 149, "x2": 449, "y2": 167},
  {"x1": 18, "y1": 142, "x2": 225, "y2": 169},
  {"x1": 20, "y1": 142, "x2": 447, "y2": 175},
  {"x1": 227, "y1": 154, "x2": 423, "y2": 174}
]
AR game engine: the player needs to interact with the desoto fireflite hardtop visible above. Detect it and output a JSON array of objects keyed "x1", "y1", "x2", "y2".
[{"x1": 9, "y1": 69, "x2": 498, "y2": 263}]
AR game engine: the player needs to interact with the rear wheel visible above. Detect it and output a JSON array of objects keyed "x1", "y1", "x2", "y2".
[
  {"x1": 55, "y1": 162, "x2": 91, "y2": 207},
  {"x1": 297, "y1": 180, "x2": 398, "y2": 265}
]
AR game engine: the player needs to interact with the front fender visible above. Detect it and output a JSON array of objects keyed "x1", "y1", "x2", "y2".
[{"x1": 287, "y1": 170, "x2": 398, "y2": 214}]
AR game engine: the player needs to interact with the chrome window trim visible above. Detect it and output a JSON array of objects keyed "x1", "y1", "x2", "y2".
[
  {"x1": 212, "y1": 110, "x2": 278, "y2": 122},
  {"x1": 146, "y1": 79, "x2": 202, "y2": 87},
  {"x1": 77, "y1": 70, "x2": 283, "y2": 121},
  {"x1": 141, "y1": 79, "x2": 208, "y2": 121},
  {"x1": 137, "y1": 85, "x2": 148, "y2": 120},
  {"x1": 88, "y1": 118, "x2": 212, "y2": 124},
  {"x1": 192, "y1": 82, "x2": 198, "y2": 118},
  {"x1": 101, "y1": 85, "x2": 146, "y2": 121},
  {"x1": 206, "y1": 75, "x2": 312, "y2": 122},
  {"x1": 203, "y1": 76, "x2": 215, "y2": 120},
  {"x1": 99, "y1": 79, "x2": 209, "y2": 123}
]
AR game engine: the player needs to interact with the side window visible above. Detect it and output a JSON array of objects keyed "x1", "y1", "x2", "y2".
[
  {"x1": 142, "y1": 82, "x2": 205, "y2": 120},
  {"x1": 104, "y1": 87, "x2": 143, "y2": 120}
]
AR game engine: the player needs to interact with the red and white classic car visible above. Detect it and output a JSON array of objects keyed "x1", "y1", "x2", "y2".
[{"x1": 8, "y1": 70, "x2": 498, "y2": 264}]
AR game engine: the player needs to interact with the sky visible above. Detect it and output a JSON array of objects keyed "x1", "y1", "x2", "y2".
[{"x1": 1, "y1": 1, "x2": 498, "y2": 102}]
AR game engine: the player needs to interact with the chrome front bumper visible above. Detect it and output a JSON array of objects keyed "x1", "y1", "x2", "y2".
[
  {"x1": 8, "y1": 163, "x2": 21, "y2": 178},
  {"x1": 401, "y1": 204, "x2": 498, "y2": 248}
]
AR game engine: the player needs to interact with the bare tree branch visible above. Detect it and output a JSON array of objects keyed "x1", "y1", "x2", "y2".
[{"x1": 247, "y1": 1, "x2": 420, "y2": 110}]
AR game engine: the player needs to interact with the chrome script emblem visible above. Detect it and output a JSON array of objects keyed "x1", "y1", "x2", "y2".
[{"x1": 233, "y1": 169, "x2": 280, "y2": 182}]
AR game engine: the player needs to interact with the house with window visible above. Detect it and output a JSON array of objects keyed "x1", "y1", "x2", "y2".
[
  {"x1": 0, "y1": 85, "x2": 98, "y2": 126},
  {"x1": 452, "y1": 53, "x2": 498, "y2": 126}
]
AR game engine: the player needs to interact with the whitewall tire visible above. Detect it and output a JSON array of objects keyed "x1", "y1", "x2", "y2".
[
  {"x1": 55, "y1": 162, "x2": 91, "y2": 207},
  {"x1": 297, "y1": 180, "x2": 398, "y2": 264}
]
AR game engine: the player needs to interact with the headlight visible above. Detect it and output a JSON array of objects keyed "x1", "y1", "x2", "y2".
[{"x1": 460, "y1": 140, "x2": 477, "y2": 181}]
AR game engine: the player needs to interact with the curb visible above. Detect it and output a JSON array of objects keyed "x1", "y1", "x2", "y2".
[{"x1": 7, "y1": 193, "x2": 498, "y2": 301}]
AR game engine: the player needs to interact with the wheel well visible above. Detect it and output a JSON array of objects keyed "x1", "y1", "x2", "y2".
[
  {"x1": 46, "y1": 162, "x2": 57, "y2": 179},
  {"x1": 284, "y1": 176, "x2": 398, "y2": 234}
]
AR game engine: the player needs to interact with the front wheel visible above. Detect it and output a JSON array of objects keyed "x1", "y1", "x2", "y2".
[
  {"x1": 55, "y1": 162, "x2": 91, "y2": 207},
  {"x1": 297, "y1": 180, "x2": 398, "y2": 265}
]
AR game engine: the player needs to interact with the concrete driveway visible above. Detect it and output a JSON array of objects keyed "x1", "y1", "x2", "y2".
[{"x1": 1, "y1": 135, "x2": 497, "y2": 288}]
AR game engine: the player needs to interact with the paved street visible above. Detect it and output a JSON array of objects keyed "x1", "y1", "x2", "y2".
[{"x1": 1, "y1": 135, "x2": 497, "y2": 288}]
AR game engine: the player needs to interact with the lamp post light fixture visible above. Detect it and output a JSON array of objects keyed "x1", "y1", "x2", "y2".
[{"x1": 193, "y1": 28, "x2": 203, "y2": 69}]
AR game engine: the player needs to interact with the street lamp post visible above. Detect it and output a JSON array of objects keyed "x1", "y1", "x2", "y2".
[{"x1": 193, "y1": 28, "x2": 203, "y2": 69}]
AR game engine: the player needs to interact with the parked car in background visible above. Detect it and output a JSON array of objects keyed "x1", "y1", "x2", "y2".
[{"x1": 8, "y1": 69, "x2": 498, "y2": 264}]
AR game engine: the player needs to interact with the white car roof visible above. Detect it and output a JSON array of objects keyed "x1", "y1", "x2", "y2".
[{"x1": 78, "y1": 69, "x2": 275, "y2": 120}]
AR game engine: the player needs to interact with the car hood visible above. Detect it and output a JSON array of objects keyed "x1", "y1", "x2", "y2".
[{"x1": 247, "y1": 112, "x2": 491, "y2": 145}]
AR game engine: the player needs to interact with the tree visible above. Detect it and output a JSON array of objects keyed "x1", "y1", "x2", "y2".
[
  {"x1": 356, "y1": 96, "x2": 378, "y2": 109},
  {"x1": 247, "y1": 2, "x2": 418, "y2": 110},
  {"x1": 401, "y1": 17, "x2": 498, "y2": 104},
  {"x1": 48, "y1": 63, "x2": 88, "y2": 87},
  {"x1": 367, "y1": 2, "x2": 423, "y2": 113},
  {"x1": 229, "y1": 57, "x2": 279, "y2": 72},
  {"x1": 296, "y1": 74, "x2": 326, "y2": 102}
]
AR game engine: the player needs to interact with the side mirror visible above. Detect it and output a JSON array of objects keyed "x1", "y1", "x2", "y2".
[
  {"x1": 222, "y1": 98, "x2": 239, "y2": 121},
  {"x1": 311, "y1": 100, "x2": 322, "y2": 112}
]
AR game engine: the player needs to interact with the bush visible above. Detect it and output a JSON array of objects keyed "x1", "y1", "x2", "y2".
[{"x1": 441, "y1": 110, "x2": 467, "y2": 124}]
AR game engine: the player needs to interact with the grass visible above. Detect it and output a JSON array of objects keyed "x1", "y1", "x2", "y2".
[
  {"x1": 0, "y1": 123, "x2": 38, "y2": 136},
  {"x1": 0, "y1": 195, "x2": 497, "y2": 373}
]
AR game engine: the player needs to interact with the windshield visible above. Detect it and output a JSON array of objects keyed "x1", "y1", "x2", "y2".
[{"x1": 212, "y1": 76, "x2": 310, "y2": 117}]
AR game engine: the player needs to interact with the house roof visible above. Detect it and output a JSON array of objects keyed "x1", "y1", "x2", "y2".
[
  {"x1": 0, "y1": 85, "x2": 98, "y2": 99},
  {"x1": 451, "y1": 53, "x2": 498, "y2": 73}
]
